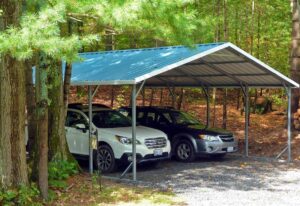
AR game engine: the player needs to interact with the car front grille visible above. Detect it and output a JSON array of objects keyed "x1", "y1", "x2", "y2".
[
  {"x1": 144, "y1": 137, "x2": 167, "y2": 149},
  {"x1": 219, "y1": 135, "x2": 234, "y2": 142}
]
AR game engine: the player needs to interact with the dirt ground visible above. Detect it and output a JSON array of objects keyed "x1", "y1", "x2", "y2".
[{"x1": 111, "y1": 156, "x2": 300, "y2": 206}]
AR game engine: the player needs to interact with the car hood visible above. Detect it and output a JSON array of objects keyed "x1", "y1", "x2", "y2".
[
  {"x1": 181, "y1": 124, "x2": 232, "y2": 136},
  {"x1": 98, "y1": 126, "x2": 167, "y2": 140}
]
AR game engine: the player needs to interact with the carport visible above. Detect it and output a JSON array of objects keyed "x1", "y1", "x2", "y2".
[{"x1": 70, "y1": 42, "x2": 299, "y2": 181}]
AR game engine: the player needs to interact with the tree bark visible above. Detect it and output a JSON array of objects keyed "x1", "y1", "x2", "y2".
[
  {"x1": 291, "y1": 0, "x2": 300, "y2": 113},
  {"x1": 48, "y1": 62, "x2": 71, "y2": 161},
  {"x1": 0, "y1": 56, "x2": 13, "y2": 188},
  {"x1": 159, "y1": 88, "x2": 163, "y2": 106},
  {"x1": 0, "y1": 0, "x2": 28, "y2": 189},
  {"x1": 36, "y1": 54, "x2": 49, "y2": 199},
  {"x1": 149, "y1": 88, "x2": 154, "y2": 106},
  {"x1": 142, "y1": 88, "x2": 145, "y2": 106},
  {"x1": 177, "y1": 88, "x2": 185, "y2": 110},
  {"x1": 236, "y1": 89, "x2": 240, "y2": 110},
  {"x1": 64, "y1": 63, "x2": 72, "y2": 113},
  {"x1": 212, "y1": 88, "x2": 217, "y2": 127},
  {"x1": 9, "y1": 59, "x2": 29, "y2": 186},
  {"x1": 25, "y1": 59, "x2": 36, "y2": 157},
  {"x1": 111, "y1": 86, "x2": 115, "y2": 107},
  {"x1": 222, "y1": 0, "x2": 228, "y2": 129}
]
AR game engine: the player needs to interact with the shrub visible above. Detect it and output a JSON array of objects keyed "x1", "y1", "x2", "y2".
[
  {"x1": 48, "y1": 160, "x2": 78, "y2": 189},
  {"x1": 0, "y1": 184, "x2": 41, "y2": 206}
]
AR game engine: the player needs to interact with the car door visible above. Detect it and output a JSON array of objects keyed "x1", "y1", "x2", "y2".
[
  {"x1": 155, "y1": 112, "x2": 173, "y2": 133},
  {"x1": 65, "y1": 110, "x2": 89, "y2": 155}
]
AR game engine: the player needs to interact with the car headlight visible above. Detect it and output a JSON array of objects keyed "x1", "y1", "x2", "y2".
[
  {"x1": 198, "y1": 134, "x2": 220, "y2": 142},
  {"x1": 115, "y1": 135, "x2": 141, "y2": 145}
]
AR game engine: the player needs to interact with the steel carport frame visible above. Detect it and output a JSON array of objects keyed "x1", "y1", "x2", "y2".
[{"x1": 70, "y1": 42, "x2": 299, "y2": 181}]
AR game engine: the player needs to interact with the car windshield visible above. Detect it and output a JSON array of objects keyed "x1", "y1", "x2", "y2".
[
  {"x1": 87, "y1": 110, "x2": 132, "y2": 128},
  {"x1": 169, "y1": 111, "x2": 202, "y2": 126}
]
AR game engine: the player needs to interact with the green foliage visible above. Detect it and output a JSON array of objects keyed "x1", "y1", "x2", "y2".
[
  {"x1": 270, "y1": 94, "x2": 287, "y2": 107},
  {"x1": 0, "y1": 184, "x2": 41, "y2": 206},
  {"x1": 0, "y1": 3, "x2": 98, "y2": 61},
  {"x1": 48, "y1": 160, "x2": 78, "y2": 189}
]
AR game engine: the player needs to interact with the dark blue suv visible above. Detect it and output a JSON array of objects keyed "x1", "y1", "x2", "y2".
[{"x1": 119, "y1": 106, "x2": 238, "y2": 162}]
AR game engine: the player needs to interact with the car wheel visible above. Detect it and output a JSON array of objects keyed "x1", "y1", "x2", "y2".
[
  {"x1": 94, "y1": 145, "x2": 116, "y2": 173},
  {"x1": 175, "y1": 140, "x2": 195, "y2": 162}
]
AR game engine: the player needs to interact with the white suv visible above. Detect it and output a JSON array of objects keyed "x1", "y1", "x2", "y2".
[{"x1": 65, "y1": 105, "x2": 171, "y2": 173}]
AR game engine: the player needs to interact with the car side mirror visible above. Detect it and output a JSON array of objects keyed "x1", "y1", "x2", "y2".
[{"x1": 75, "y1": 123, "x2": 87, "y2": 133}]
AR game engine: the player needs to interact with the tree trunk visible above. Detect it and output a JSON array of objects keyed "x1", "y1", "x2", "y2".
[
  {"x1": 48, "y1": 62, "x2": 71, "y2": 162},
  {"x1": 171, "y1": 87, "x2": 176, "y2": 108},
  {"x1": 291, "y1": 0, "x2": 300, "y2": 113},
  {"x1": 159, "y1": 88, "x2": 163, "y2": 106},
  {"x1": 142, "y1": 87, "x2": 145, "y2": 106},
  {"x1": 0, "y1": 0, "x2": 28, "y2": 189},
  {"x1": 9, "y1": 59, "x2": 29, "y2": 186},
  {"x1": 149, "y1": 88, "x2": 154, "y2": 106},
  {"x1": 177, "y1": 88, "x2": 185, "y2": 110},
  {"x1": 0, "y1": 56, "x2": 13, "y2": 188},
  {"x1": 110, "y1": 86, "x2": 115, "y2": 107},
  {"x1": 222, "y1": 0, "x2": 228, "y2": 129},
  {"x1": 212, "y1": 88, "x2": 217, "y2": 127},
  {"x1": 35, "y1": 54, "x2": 49, "y2": 199},
  {"x1": 253, "y1": 89, "x2": 258, "y2": 114},
  {"x1": 236, "y1": 89, "x2": 240, "y2": 110},
  {"x1": 63, "y1": 63, "x2": 72, "y2": 113},
  {"x1": 25, "y1": 59, "x2": 37, "y2": 157}
]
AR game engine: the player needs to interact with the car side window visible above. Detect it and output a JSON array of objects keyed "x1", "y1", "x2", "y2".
[
  {"x1": 162, "y1": 112, "x2": 172, "y2": 123},
  {"x1": 66, "y1": 111, "x2": 87, "y2": 128},
  {"x1": 145, "y1": 112, "x2": 156, "y2": 124},
  {"x1": 137, "y1": 111, "x2": 145, "y2": 124},
  {"x1": 157, "y1": 113, "x2": 170, "y2": 125}
]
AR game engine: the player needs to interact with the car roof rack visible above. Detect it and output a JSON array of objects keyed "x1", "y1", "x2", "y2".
[
  {"x1": 68, "y1": 103, "x2": 110, "y2": 110},
  {"x1": 119, "y1": 106, "x2": 176, "y2": 110}
]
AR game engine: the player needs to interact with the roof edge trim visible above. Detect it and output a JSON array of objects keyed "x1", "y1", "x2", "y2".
[{"x1": 70, "y1": 80, "x2": 136, "y2": 86}]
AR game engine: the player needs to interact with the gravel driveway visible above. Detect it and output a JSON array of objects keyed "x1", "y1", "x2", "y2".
[{"x1": 107, "y1": 155, "x2": 300, "y2": 206}]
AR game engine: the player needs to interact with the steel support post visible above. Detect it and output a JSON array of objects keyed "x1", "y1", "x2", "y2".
[
  {"x1": 131, "y1": 84, "x2": 137, "y2": 181},
  {"x1": 245, "y1": 86, "x2": 249, "y2": 157},
  {"x1": 202, "y1": 87, "x2": 210, "y2": 128},
  {"x1": 287, "y1": 87, "x2": 292, "y2": 162},
  {"x1": 88, "y1": 85, "x2": 93, "y2": 174},
  {"x1": 241, "y1": 86, "x2": 249, "y2": 157}
]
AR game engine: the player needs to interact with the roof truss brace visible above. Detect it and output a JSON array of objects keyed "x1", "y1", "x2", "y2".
[
  {"x1": 159, "y1": 73, "x2": 269, "y2": 78},
  {"x1": 92, "y1": 85, "x2": 100, "y2": 98},
  {"x1": 226, "y1": 47, "x2": 284, "y2": 84},
  {"x1": 135, "y1": 80, "x2": 146, "y2": 98},
  {"x1": 200, "y1": 59, "x2": 248, "y2": 86},
  {"x1": 186, "y1": 60, "x2": 247, "y2": 66},
  {"x1": 173, "y1": 68, "x2": 211, "y2": 88},
  {"x1": 155, "y1": 76, "x2": 176, "y2": 87}
]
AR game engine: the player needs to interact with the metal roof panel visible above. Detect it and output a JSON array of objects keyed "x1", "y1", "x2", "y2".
[{"x1": 70, "y1": 42, "x2": 299, "y2": 88}]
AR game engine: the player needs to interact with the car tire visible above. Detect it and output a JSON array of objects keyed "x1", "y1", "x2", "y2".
[
  {"x1": 175, "y1": 140, "x2": 195, "y2": 162},
  {"x1": 94, "y1": 145, "x2": 116, "y2": 173}
]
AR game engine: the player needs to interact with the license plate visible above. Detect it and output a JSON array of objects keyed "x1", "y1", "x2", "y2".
[
  {"x1": 154, "y1": 149, "x2": 163, "y2": 156},
  {"x1": 227, "y1": 147, "x2": 234, "y2": 152}
]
